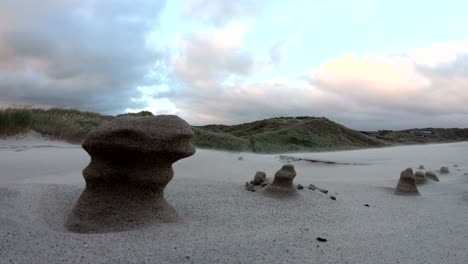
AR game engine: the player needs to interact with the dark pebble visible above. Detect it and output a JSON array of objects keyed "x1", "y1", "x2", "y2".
[
  {"x1": 297, "y1": 184, "x2": 304, "y2": 190},
  {"x1": 330, "y1": 196, "x2": 336, "y2": 200},
  {"x1": 364, "y1": 204, "x2": 370, "y2": 207},
  {"x1": 316, "y1": 237, "x2": 327, "y2": 242}
]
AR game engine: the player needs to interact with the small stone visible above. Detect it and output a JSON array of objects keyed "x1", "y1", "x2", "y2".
[
  {"x1": 464, "y1": 173, "x2": 468, "y2": 176},
  {"x1": 316, "y1": 237, "x2": 327, "y2": 242},
  {"x1": 453, "y1": 164, "x2": 458, "y2": 167},
  {"x1": 418, "y1": 165, "x2": 425, "y2": 170},
  {"x1": 440, "y1": 167, "x2": 450, "y2": 174},
  {"x1": 308, "y1": 184, "x2": 328, "y2": 194},
  {"x1": 364, "y1": 204, "x2": 370, "y2": 207},
  {"x1": 238, "y1": 157, "x2": 243, "y2": 161},
  {"x1": 297, "y1": 184, "x2": 304, "y2": 190},
  {"x1": 425, "y1": 171, "x2": 439, "y2": 182},
  {"x1": 330, "y1": 196, "x2": 336, "y2": 200},
  {"x1": 319, "y1": 189, "x2": 328, "y2": 194}
]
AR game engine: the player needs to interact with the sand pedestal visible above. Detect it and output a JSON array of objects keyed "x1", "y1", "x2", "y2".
[{"x1": 66, "y1": 115, "x2": 195, "y2": 233}]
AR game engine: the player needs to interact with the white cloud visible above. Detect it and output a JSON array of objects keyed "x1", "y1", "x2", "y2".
[
  {"x1": 410, "y1": 42, "x2": 468, "y2": 68},
  {"x1": 181, "y1": 0, "x2": 260, "y2": 25}
]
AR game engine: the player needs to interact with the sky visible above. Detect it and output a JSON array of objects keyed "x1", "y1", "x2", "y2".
[{"x1": 0, "y1": 0, "x2": 467, "y2": 130}]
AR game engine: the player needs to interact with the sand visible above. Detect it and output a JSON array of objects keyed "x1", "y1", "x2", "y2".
[{"x1": 1, "y1": 132, "x2": 467, "y2": 263}]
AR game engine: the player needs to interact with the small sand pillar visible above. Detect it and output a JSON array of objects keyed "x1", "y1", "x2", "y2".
[
  {"x1": 264, "y1": 164, "x2": 297, "y2": 195},
  {"x1": 394, "y1": 168, "x2": 420, "y2": 195},
  {"x1": 414, "y1": 171, "x2": 427, "y2": 184}
]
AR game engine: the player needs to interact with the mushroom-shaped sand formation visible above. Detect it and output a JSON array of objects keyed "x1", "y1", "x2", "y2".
[{"x1": 66, "y1": 115, "x2": 195, "y2": 233}]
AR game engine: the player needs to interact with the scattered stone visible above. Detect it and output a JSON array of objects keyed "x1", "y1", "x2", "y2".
[
  {"x1": 364, "y1": 204, "x2": 370, "y2": 207},
  {"x1": 263, "y1": 164, "x2": 297, "y2": 195},
  {"x1": 418, "y1": 165, "x2": 425, "y2": 170},
  {"x1": 330, "y1": 196, "x2": 336, "y2": 200},
  {"x1": 464, "y1": 173, "x2": 468, "y2": 176},
  {"x1": 319, "y1": 189, "x2": 329, "y2": 194},
  {"x1": 65, "y1": 115, "x2": 196, "y2": 233},
  {"x1": 250, "y1": 171, "x2": 268, "y2": 186},
  {"x1": 440, "y1": 167, "x2": 450, "y2": 174},
  {"x1": 453, "y1": 164, "x2": 458, "y2": 167},
  {"x1": 297, "y1": 184, "x2": 304, "y2": 190},
  {"x1": 425, "y1": 171, "x2": 439, "y2": 182},
  {"x1": 316, "y1": 237, "x2": 327, "y2": 242},
  {"x1": 414, "y1": 171, "x2": 427, "y2": 184},
  {"x1": 237, "y1": 157, "x2": 243, "y2": 161},
  {"x1": 394, "y1": 168, "x2": 420, "y2": 195},
  {"x1": 308, "y1": 184, "x2": 328, "y2": 194}
]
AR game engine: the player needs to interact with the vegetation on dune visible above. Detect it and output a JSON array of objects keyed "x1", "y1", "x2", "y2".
[
  {"x1": 192, "y1": 127, "x2": 250, "y2": 152},
  {"x1": 0, "y1": 107, "x2": 112, "y2": 143},
  {"x1": 195, "y1": 117, "x2": 385, "y2": 153},
  {"x1": 1, "y1": 107, "x2": 467, "y2": 153}
]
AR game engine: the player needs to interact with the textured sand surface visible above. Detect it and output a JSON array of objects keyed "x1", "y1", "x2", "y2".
[{"x1": 1, "y1": 134, "x2": 467, "y2": 263}]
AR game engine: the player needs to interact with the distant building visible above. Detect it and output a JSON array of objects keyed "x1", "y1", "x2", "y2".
[
  {"x1": 360, "y1": 131, "x2": 378, "y2": 136},
  {"x1": 409, "y1": 130, "x2": 433, "y2": 137}
]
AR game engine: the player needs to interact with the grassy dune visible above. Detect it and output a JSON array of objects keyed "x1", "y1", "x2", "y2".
[
  {"x1": 1, "y1": 107, "x2": 467, "y2": 153},
  {"x1": 195, "y1": 117, "x2": 384, "y2": 152},
  {"x1": 0, "y1": 107, "x2": 112, "y2": 143}
]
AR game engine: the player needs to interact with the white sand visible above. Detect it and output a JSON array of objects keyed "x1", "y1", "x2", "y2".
[{"x1": 1, "y1": 133, "x2": 467, "y2": 263}]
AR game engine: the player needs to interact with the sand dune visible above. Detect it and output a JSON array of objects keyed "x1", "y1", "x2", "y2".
[{"x1": 1, "y1": 134, "x2": 467, "y2": 263}]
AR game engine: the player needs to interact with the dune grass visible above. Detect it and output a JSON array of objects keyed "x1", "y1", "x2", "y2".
[
  {"x1": 0, "y1": 107, "x2": 111, "y2": 143},
  {"x1": 0, "y1": 107, "x2": 33, "y2": 136}
]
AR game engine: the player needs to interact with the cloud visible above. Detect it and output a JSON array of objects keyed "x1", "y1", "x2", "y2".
[
  {"x1": 173, "y1": 26, "x2": 254, "y2": 93},
  {"x1": 311, "y1": 51, "x2": 468, "y2": 115},
  {"x1": 0, "y1": 0, "x2": 166, "y2": 114},
  {"x1": 181, "y1": 0, "x2": 260, "y2": 25},
  {"x1": 167, "y1": 41, "x2": 468, "y2": 130},
  {"x1": 410, "y1": 41, "x2": 468, "y2": 68}
]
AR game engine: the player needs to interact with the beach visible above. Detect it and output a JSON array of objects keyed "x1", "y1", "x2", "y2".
[{"x1": 1, "y1": 133, "x2": 467, "y2": 263}]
